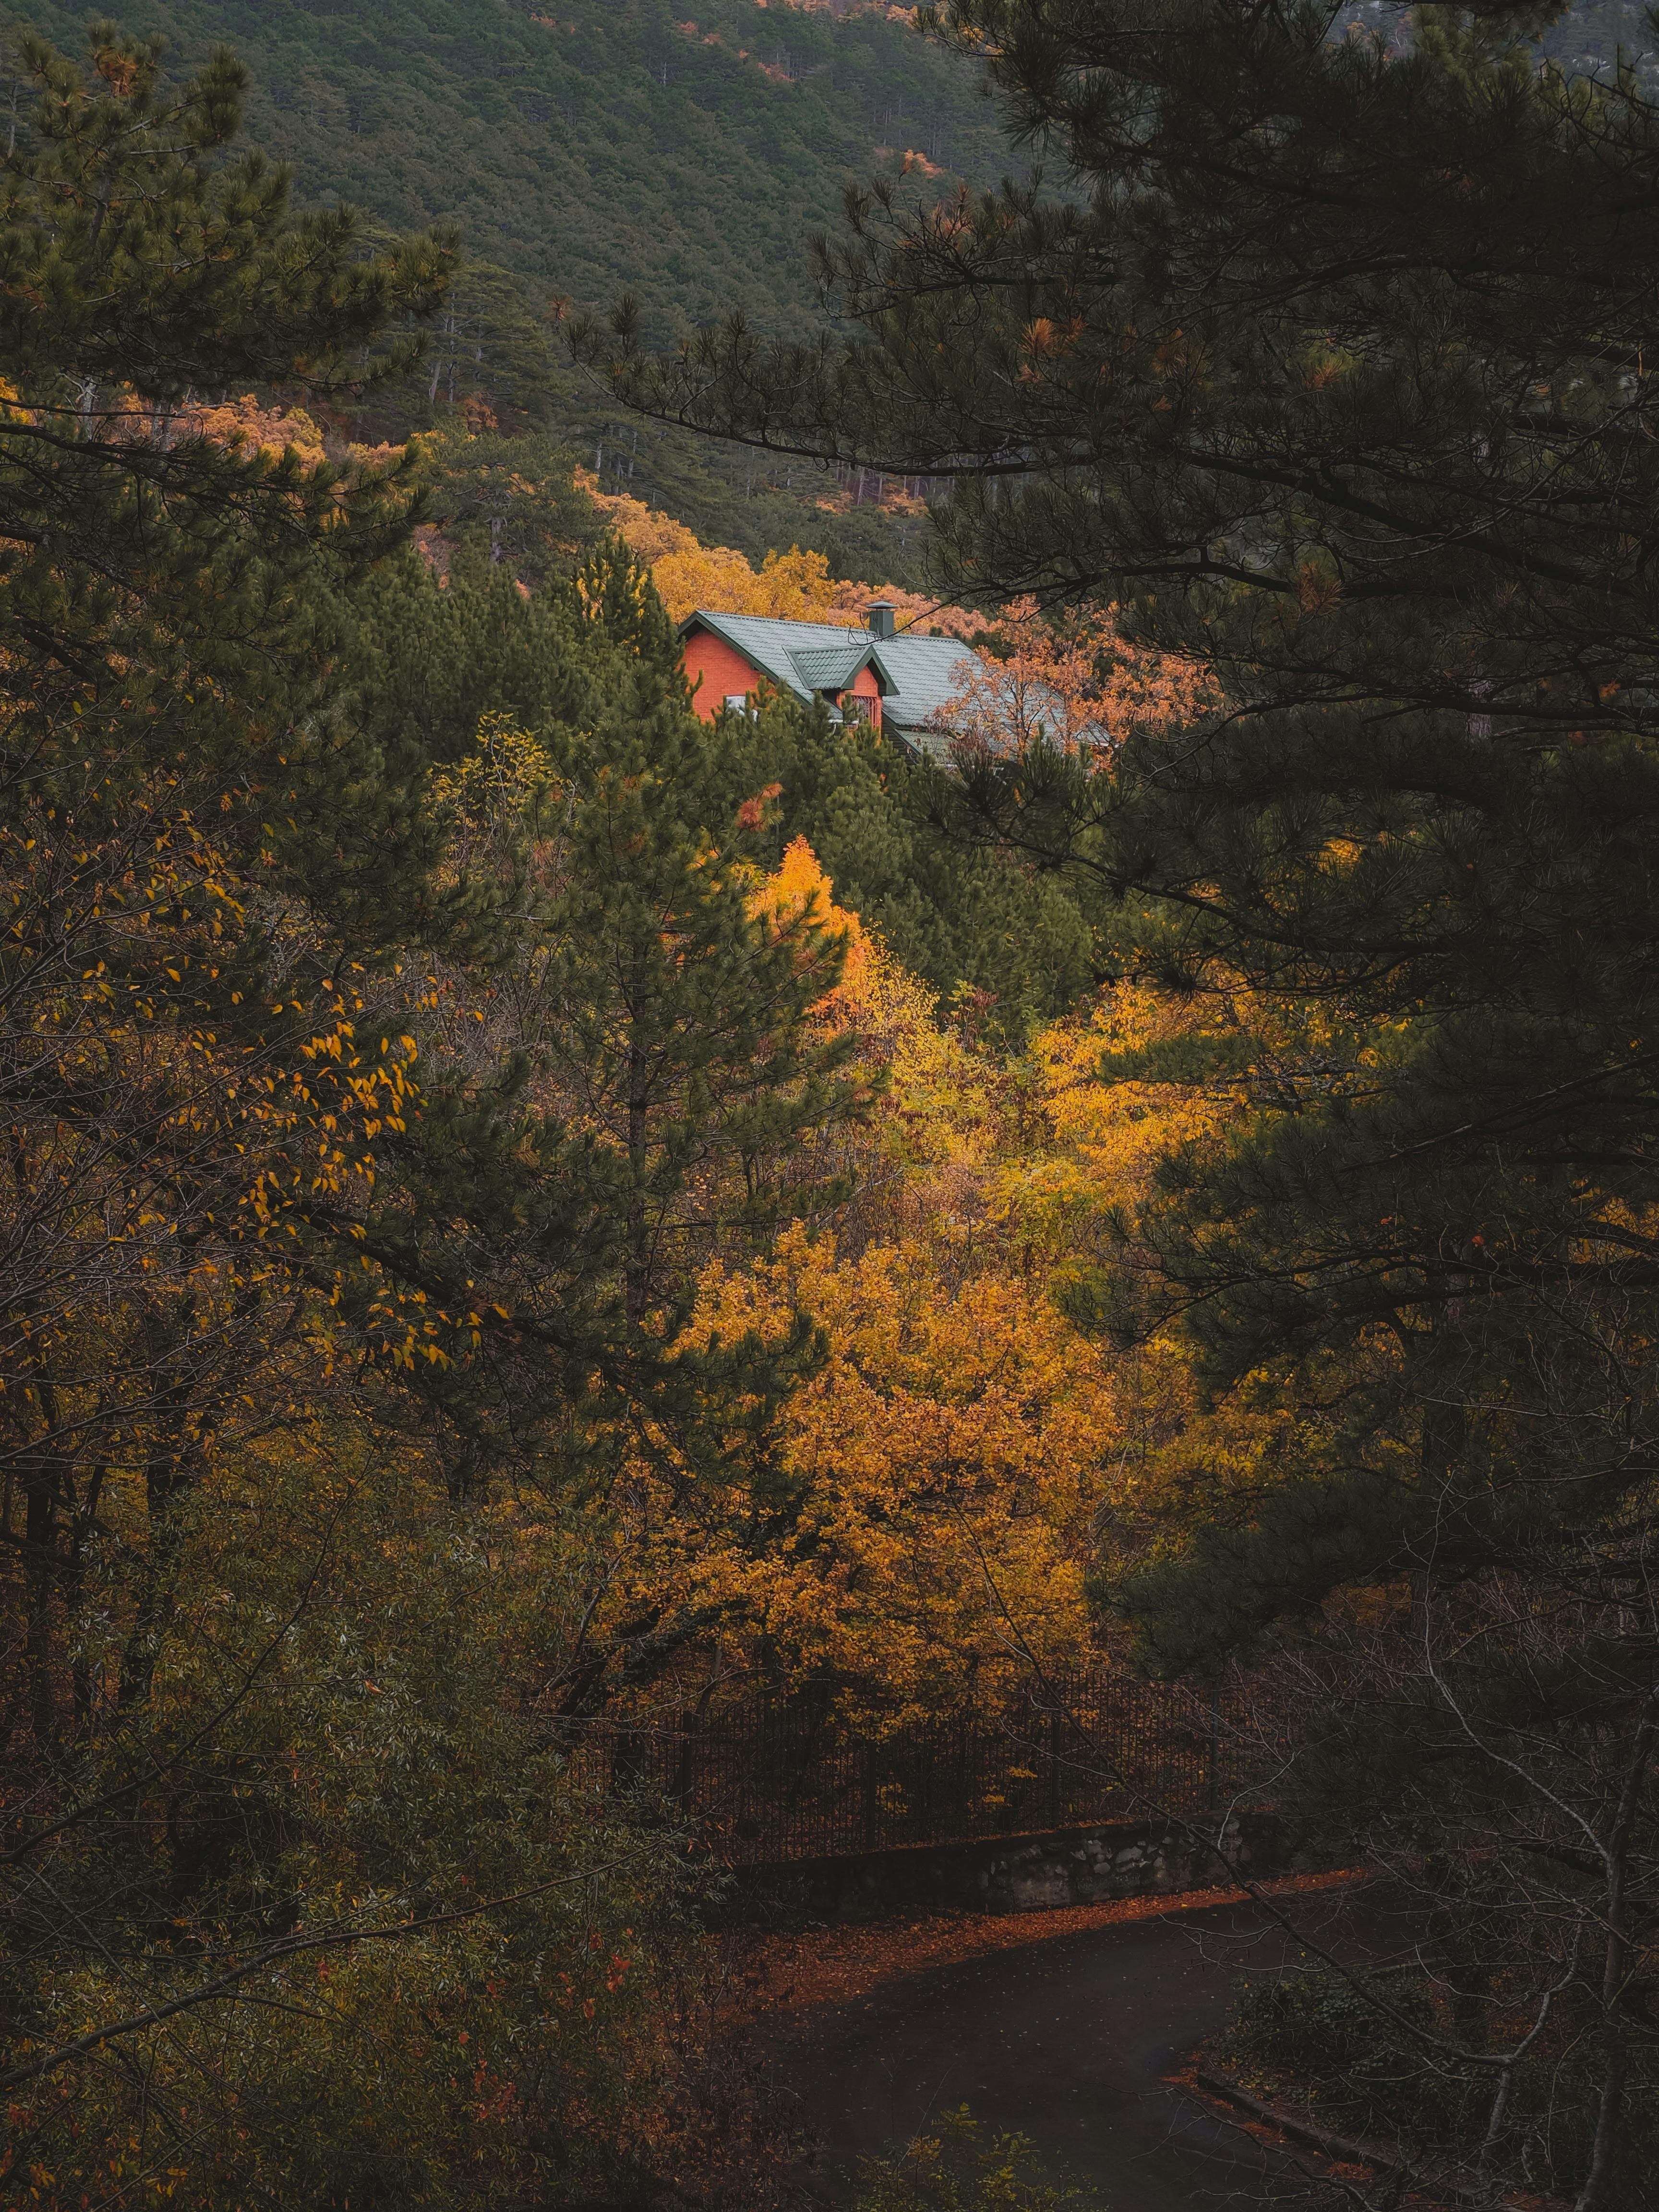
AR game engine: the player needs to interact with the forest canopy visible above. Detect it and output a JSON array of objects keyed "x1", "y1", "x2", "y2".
[
  {"x1": 5, "y1": 0, "x2": 1007, "y2": 580},
  {"x1": 580, "y1": 0, "x2": 1659, "y2": 2199},
  {"x1": 0, "y1": 23, "x2": 1191, "y2": 2207},
  {"x1": 5, "y1": 3, "x2": 1659, "y2": 2209}
]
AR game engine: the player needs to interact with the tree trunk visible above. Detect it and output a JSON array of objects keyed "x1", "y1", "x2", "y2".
[
  {"x1": 1575, "y1": 1686, "x2": 1658, "y2": 2210},
  {"x1": 22, "y1": 1447, "x2": 59, "y2": 1746},
  {"x1": 626, "y1": 1024, "x2": 649, "y2": 1327}
]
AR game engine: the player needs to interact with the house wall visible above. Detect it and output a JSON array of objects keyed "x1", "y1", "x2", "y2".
[
  {"x1": 840, "y1": 661, "x2": 883, "y2": 728},
  {"x1": 682, "y1": 623, "x2": 888, "y2": 728},
  {"x1": 682, "y1": 625, "x2": 764, "y2": 721}
]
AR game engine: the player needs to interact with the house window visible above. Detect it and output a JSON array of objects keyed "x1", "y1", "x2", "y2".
[
  {"x1": 724, "y1": 693, "x2": 750, "y2": 713},
  {"x1": 841, "y1": 693, "x2": 874, "y2": 725}
]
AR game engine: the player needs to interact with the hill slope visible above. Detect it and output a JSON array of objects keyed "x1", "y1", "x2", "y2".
[
  {"x1": 12, "y1": 0, "x2": 1007, "y2": 577},
  {"x1": 20, "y1": 0, "x2": 999, "y2": 334}
]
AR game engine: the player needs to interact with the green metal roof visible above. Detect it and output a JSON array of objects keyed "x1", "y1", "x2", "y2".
[
  {"x1": 681, "y1": 609, "x2": 978, "y2": 744},
  {"x1": 864, "y1": 633, "x2": 986, "y2": 741},
  {"x1": 790, "y1": 643, "x2": 876, "y2": 691}
]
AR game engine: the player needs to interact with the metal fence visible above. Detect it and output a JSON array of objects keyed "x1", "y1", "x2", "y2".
[{"x1": 590, "y1": 1663, "x2": 1260, "y2": 1864}]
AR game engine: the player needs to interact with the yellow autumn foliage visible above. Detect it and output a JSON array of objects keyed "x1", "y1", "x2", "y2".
[
  {"x1": 505, "y1": 837, "x2": 1333, "y2": 1732},
  {"x1": 576, "y1": 470, "x2": 837, "y2": 621},
  {"x1": 563, "y1": 840, "x2": 1275, "y2": 1725},
  {"x1": 652, "y1": 1223, "x2": 1116, "y2": 1731},
  {"x1": 748, "y1": 830, "x2": 873, "y2": 1010}
]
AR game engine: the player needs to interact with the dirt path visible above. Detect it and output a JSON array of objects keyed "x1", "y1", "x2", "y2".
[{"x1": 757, "y1": 1879, "x2": 1385, "y2": 2210}]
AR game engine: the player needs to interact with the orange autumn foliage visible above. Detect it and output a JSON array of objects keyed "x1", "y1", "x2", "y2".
[
  {"x1": 935, "y1": 595, "x2": 1218, "y2": 760},
  {"x1": 747, "y1": 833, "x2": 873, "y2": 1015},
  {"x1": 185, "y1": 391, "x2": 328, "y2": 464},
  {"x1": 750, "y1": 0, "x2": 917, "y2": 18},
  {"x1": 577, "y1": 467, "x2": 978, "y2": 635}
]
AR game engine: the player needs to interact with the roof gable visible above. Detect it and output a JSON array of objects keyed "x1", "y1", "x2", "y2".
[{"x1": 789, "y1": 643, "x2": 874, "y2": 691}]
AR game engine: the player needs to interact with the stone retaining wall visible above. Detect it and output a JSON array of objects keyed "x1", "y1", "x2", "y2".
[{"x1": 721, "y1": 1809, "x2": 1285, "y2": 1924}]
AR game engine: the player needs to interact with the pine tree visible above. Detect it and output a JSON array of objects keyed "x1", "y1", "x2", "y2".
[
  {"x1": 0, "y1": 20, "x2": 458, "y2": 1740},
  {"x1": 328, "y1": 551, "x2": 871, "y2": 1523},
  {"x1": 0, "y1": 32, "x2": 865, "y2": 2200},
  {"x1": 545, "y1": 545, "x2": 866, "y2": 1335},
  {"x1": 708, "y1": 691, "x2": 1098, "y2": 1034}
]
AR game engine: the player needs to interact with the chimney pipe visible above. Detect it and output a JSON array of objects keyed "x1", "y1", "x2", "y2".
[{"x1": 866, "y1": 600, "x2": 896, "y2": 640}]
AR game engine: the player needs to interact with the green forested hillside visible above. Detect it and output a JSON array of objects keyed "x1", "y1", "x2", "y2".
[
  {"x1": 9, "y1": 0, "x2": 1637, "y2": 579},
  {"x1": 13, "y1": 0, "x2": 998, "y2": 333},
  {"x1": 7, "y1": 0, "x2": 1002, "y2": 576},
  {"x1": 1545, "y1": 0, "x2": 1658, "y2": 73}
]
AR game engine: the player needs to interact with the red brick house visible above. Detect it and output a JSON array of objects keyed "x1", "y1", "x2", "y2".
[{"x1": 678, "y1": 600, "x2": 980, "y2": 755}]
